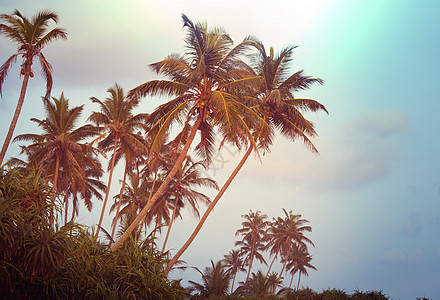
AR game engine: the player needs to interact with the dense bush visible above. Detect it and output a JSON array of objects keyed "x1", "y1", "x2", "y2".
[{"x1": 0, "y1": 165, "x2": 186, "y2": 299}]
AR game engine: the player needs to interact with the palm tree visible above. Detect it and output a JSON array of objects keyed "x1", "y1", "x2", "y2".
[
  {"x1": 0, "y1": 10, "x2": 67, "y2": 164},
  {"x1": 235, "y1": 210, "x2": 270, "y2": 282},
  {"x1": 188, "y1": 260, "x2": 232, "y2": 298},
  {"x1": 164, "y1": 42, "x2": 327, "y2": 276},
  {"x1": 235, "y1": 270, "x2": 281, "y2": 297},
  {"x1": 14, "y1": 93, "x2": 99, "y2": 226},
  {"x1": 161, "y1": 156, "x2": 218, "y2": 253},
  {"x1": 286, "y1": 244, "x2": 317, "y2": 290},
  {"x1": 111, "y1": 14, "x2": 265, "y2": 252},
  {"x1": 223, "y1": 249, "x2": 246, "y2": 294},
  {"x1": 88, "y1": 83, "x2": 148, "y2": 238},
  {"x1": 270, "y1": 209, "x2": 314, "y2": 288}
]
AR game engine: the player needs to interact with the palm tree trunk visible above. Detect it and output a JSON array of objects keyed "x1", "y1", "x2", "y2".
[
  {"x1": 111, "y1": 163, "x2": 128, "y2": 239},
  {"x1": 64, "y1": 193, "x2": 69, "y2": 225},
  {"x1": 163, "y1": 145, "x2": 253, "y2": 276},
  {"x1": 230, "y1": 272, "x2": 237, "y2": 294},
  {"x1": 289, "y1": 271, "x2": 295, "y2": 289},
  {"x1": 161, "y1": 197, "x2": 178, "y2": 253},
  {"x1": 296, "y1": 272, "x2": 302, "y2": 291},
  {"x1": 110, "y1": 116, "x2": 202, "y2": 252},
  {"x1": 265, "y1": 253, "x2": 278, "y2": 279},
  {"x1": 95, "y1": 136, "x2": 119, "y2": 239},
  {"x1": 245, "y1": 249, "x2": 255, "y2": 283},
  {"x1": 0, "y1": 63, "x2": 31, "y2": 165},
  {"x1": 50, "y1": 155, "x2": 60, "y2": 226}
]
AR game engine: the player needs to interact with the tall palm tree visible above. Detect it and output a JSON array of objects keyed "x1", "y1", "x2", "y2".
[
  {"x1": 188, "y1": 260, "x2": 232, "y2": 298},
  {"x1": 88, "y1": 83, "x2": 148, "y2": 238},
  {"x1": 14, "y1": 93, "x2": 99, "y2": 226},
  {"x1": 270, "y1": 209, "x2": 314, "y2": 288},
  {"x1": 111, "y1": 14, "x2": 266, "y2": 252},
  {"x1": 235, "y1": 210, "x2": 270, "y2": 282},
  {"x1": 286, "y1": 243, "x2": 317, "y2": 290},
  {"x1": 164, "y1": 43, "x2": 327, "y2": 275},
  {"x1": 0, "y1": 10, "x2": 67, "y2": 164},
  {"x1": 223, "y1": 249, "x2": 246, "y2": 294}
]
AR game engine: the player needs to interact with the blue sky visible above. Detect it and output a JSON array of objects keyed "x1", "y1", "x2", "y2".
[{"x1": 1, "y1": 1, "x2": 439, "y2": 299}]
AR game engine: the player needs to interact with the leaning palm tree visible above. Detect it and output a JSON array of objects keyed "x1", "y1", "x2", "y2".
[
  {"x1": 0, "y1": 10, "x2": 67, "y2": 164},
  {"x1": 88, "y1": 83, "x2": 148, "y2": 238},
  {"x1": 164, "y1": 42, "x2": 327, "y2": 276},
  {"x1": 111, "y1": 14, "x2": 266, "y2": 252},
  {"x1": 235, "y1": 210, "x2": 270, "y2": 282},
  {"x1": 14, "y1": 93, "x2": 99, "y2": 226},
  {"x1": 223, "y1": 249, "x2": 246, "y2": 294}
]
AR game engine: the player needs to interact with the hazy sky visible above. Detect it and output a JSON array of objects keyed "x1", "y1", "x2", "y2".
[{"x1": 1, "y1": 1, "x2": 439, "y2": 299}]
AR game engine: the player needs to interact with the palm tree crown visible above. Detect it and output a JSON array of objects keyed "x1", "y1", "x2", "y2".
[{"x1": 0, "y1": 10, "x2": 67, "y2": 164}]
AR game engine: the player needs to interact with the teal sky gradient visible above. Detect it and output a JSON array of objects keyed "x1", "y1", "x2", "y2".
[{"x1": 1, "y1": 1, "x2": 439, "y2": 299}]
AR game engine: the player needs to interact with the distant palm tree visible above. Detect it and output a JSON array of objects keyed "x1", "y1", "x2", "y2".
[
  {"x1": 14, "y1": 93, "x2": 99, "y2": 226},
  {"x1": 112, "y1": 14, "x2": 265, "y2": 252},
  {"x1": 188, "y1": 260, "x2": 232, "y2": 298},
  {"x1": 0, "y1": 10, "x2": 67, "y2": 164},
  {"x1": 235, "y1": 210, "x2": 270, "y2": 282},
  {"x1": 223, "y1": 249, "x2": 246, "y2": 293},
  {"x1": 270, "y1": 209, "x2": 314, "y2": 288},
  {"x1": 236, "y1": 270, "x2": 281, "y2": 297},
  {"x1": 286, "y1": 243, "x2": 317, "y2": 290},
  {"x1": 161, "y1": 156, "x2": 218, "y2": 253},
  {"x1": 88, "y1": 84, "x2": 148, "y2": 238}
]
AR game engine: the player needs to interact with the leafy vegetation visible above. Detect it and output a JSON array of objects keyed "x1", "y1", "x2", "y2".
[{"x1": 0, "y1": 8, "x2": 408, "y2": 300}]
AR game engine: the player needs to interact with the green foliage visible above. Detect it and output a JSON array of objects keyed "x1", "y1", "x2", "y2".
[{"x1": 0, "y1": 165, "x2": 187, "y2": 299}]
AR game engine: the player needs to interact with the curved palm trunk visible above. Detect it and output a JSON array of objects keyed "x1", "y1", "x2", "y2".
[
  {"x1": 296, "y1": 272, "x2": 302, "y2": 291},
  {"x1": 95, "y1": 136, "x2": 119, "y2": 239},
  {"x1": 265, "y1": 253, "x2": 278, "y2": 279},
  {"x1": 110, "y1": 116, "x2": 202, "y2": 252},
  {"x1": 64, "y1": 193, "x2": 69, "y2": 225},
  {"x1": 111, "y1": 163, "x2": 128, "y2": 239},
  {"x1": 276, "y1": 244, "x2": 292, "y2": 289},
  {"x1": 245, "y1": 248, "x2": 255, "y2": 283},
  {"x1": 161, "y1": 197, "x2": 178, "y2": 253},
  {"x1": 289, "y1": 271, "x2": 295, "y2": 289},
  {"x1": 164, "y1": 145, "x2": 253, "y2": 276},
  {"x1": 0, "y1": 65, "x2": 31, "y2": 164},
  {"x1": 230, "y1": 271, "x2": 237, "y2": 294},
  {"x1": 50, "y1": 155, "x2": 60, "y2": 226}
]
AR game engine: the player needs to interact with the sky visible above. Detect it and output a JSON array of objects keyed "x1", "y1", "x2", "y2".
[{"x1": 1, "y1": 1, "x2": 439, "y2": 299}]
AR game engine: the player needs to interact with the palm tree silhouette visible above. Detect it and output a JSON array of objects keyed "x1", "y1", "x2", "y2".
[
  {"x1": 0, "y1": 10, "x2": 67, "y2": 164},
  {"x1": 88, "y1": 84, "x2": 148, "y2": 238},
  {"x1": 235, "y1": 210, "x2": 270, "y2": 282},
  {"x1": 14, "y1": 94, "x2": 99, "y2": 225}
]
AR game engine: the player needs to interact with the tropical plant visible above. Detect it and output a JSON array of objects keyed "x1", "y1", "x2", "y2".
[
  {"x1": 0, "y1": 10, "x2": 67, "y2": 164},
  {"x1": 235, "y1": 270, "x2": 280, "y2": 298},
  {"x1": 188, "y1": 260, "x2": 232, "y2": 299},
  {"x1": 164, "y1": 41, "x2": 327, "y2": 276},
  {"x1": 285, "y1": 243, "x2": 317, "y2": 290},
  {"x1": 14, "y1": 93, "x2": 100, "y2": 226},
  {"x1": 269, "y1": 209, "x2": 314, "y2": 288},
  {"x1": 0, "y1": 164, "x2": 186, "y2": 299},
  {"x1": 235, "y1": 210, "x2": 270, "y2": 282},
  {"x1": 161, "y1": 156, "x2": 218, "y2": 253},
  {"x1": 112, "y1": 14, "x2": 267, "y2": 252},
  {"x1": 88, "y1": 83, "x2": 148, "y2": 238},
  {"x1": 223, "y1": 249, "x2": 246, "y2": 294}
]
